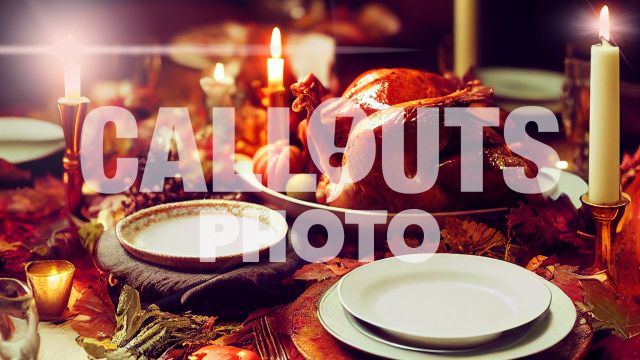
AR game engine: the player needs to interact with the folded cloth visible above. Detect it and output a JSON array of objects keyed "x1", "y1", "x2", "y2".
[{"x1": 95, "y1": 228, "x2": 304, "y2": 316}]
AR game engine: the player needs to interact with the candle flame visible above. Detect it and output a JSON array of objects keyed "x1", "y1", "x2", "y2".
[
  {"x1": 270, "y1": 27, "x2": 282, "y2": 58},
  {"x1": 213, "y1": 62, "x2": 225, "y2": 81},
  {"x1": 600, "y1": 5, "x2": 611, "y2": 41}
]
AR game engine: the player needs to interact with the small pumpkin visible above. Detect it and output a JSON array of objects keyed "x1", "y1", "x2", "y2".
[{"x1": 252, "y1": 140, "x2": 306, "y2": 190}]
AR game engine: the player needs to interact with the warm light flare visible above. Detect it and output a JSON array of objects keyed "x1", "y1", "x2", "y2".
[
  {"x1": 270, "y1": 27, "x2": 282, "y2": 58},
  {"x1": 600, "y1": 5, "x2": 611, "y2": 41},
  {"x1": 213, "y1": 62, "x2": 225, "y2": 81}
]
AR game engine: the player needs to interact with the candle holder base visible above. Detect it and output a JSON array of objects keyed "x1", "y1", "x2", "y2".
[
  {"x1": 580, "y1": 192, "x2": 631, "y2": 277},
  {"x1": 57, "y1": 97, "x2": 89, "y2": 215},
  {"x1": 268, "y1": 88, "x2": 287, "y2": 108}
]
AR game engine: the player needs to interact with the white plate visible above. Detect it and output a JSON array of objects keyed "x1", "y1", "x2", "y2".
[
  {"x1": 0, "y1": 117, "x2": 64, "y2": 142},
  {"x1": 319, "y1": 278, "x2": 576, "y2": 359},
  {"x1": 477, "y1": 67, "x2": 564, "y2": 101},
  {"x1": 338, "y1": 254, "x2": 552, "y2": 349},
  {"x1": 344, "y1": 310, "x2": 532, "y2": 353},
  {"x1": 235, "y1": 160, "x2": 585, "y2": 225},
  {"x1": 116, "y1": 199, "x2": 288, "y2": 271},
  {"x1": 539, "y1": 167, "x2": 588, "y2": 209},
  {"x1": 0, "y1": 140, "x2": 65, "y2": 164},
  {"x1": 235, "y1": 159, "x2": 509, "y2": 222},
  {"x1": 0, "y1": 117, "x2": 65, "y2": 164}
]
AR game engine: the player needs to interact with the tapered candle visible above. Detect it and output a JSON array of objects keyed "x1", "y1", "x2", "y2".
[
  {"x1": 454, "y1": 0, "x2": 477, "y2": 78},
  {"x1": 200, "y1": 62, "x2": 236, "y2": 107},
  {"x1": 267, "y1": 27, "x2": 284, "y2": 90},
  {"x1": 64, "y1": 64, "x2": 81, "y2": 100},
  {"x1": 588, "y1": 5, "x2": 620, "y2": 205}
]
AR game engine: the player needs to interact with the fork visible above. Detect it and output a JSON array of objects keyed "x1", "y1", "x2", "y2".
[{"x1": 253, "y1": 317, "x2": 289, "y2": 360}]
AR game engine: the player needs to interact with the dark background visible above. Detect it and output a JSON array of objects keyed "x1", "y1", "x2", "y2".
[{"x1": 0, "y1": 0, "x2": 637, "y2": 109}]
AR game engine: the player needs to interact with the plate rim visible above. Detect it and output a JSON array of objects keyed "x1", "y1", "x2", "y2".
[
  {"x1": 115, "y1": 199, "x2": 288, "y2": 270},
  {"x1": 235, "y1": 159, "x2": 510, "y2": 218},
  {"x1": 0, "y1": 117, "x2": 64, "y2": 142},
  {"x1": 319, "y1": 275, "x2": 576, "y2": 359},
  {"x1": 337, "y1": 254, "x2": 552, "y2": 341},
  {"x1": 476, "y1": 67, "x2": 564, "y2": 102}
]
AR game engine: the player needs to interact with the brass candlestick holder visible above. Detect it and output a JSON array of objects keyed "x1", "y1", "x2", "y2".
[
  {"x1": 57, "y1": 97, "x2": 89, "y2": 215},
  {"x1": 580, "y1": 192, "x2": 631, "y2": 276},
  {"x1": 268, "y1": 88, "x2": 286, "y2": 108}
]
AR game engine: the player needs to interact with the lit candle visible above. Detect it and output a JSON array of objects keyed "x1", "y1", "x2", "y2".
[
  {"x1": 267, "y1": 27, "x2": 285, "y2": 90},
  {"x1": 200, "y1": 62, "x2": 236, "y2": 107},
  {"x1": 64, "y1": 64, "x2": 81, "y2": 99},
  {"x1": 588, "y1": 5, "x2": 620, "y2": 205},
  {"x1": 454, "y1": 0, "x2": 477, "y2": 78},
  {"x1": 25, "y1": 260, "x2": 75, "y2": 319}
]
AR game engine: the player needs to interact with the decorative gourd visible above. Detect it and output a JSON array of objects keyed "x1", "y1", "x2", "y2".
[{"x1": 252, "y1": 140, "x2": 305, "y2": 190}]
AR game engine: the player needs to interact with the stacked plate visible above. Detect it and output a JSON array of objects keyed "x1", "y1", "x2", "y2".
[
  {"x1": 0, "y1": 117, "x2": 65, "y2": 164},
  {"x1": 476, "y1": 67, "x2": 565, "y2": 113},
  {"x1": 318, "y1": 254, "x2": 576, "y2": 359}
]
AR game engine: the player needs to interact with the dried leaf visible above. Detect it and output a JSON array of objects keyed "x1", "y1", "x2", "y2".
[
  {"x1": 0, "y1": 176, "x2": 64, "y2": 219},
  {"x1": 293, "y1": 263, "x2": 337, "y2": 282},
  {"x1": 293, "y1": 257, "x2": 365, "y2": 282},
  {"x1": 507, "y1": 195, "x2": 586, "y2": 250},
  {"x1": 581, "y1": 280, "x2": 640, "y2": 339},
  {"x1": 77, "y1": 220, "x2": 105, "y2": 255},
  {"x1": 551, "y1": 266, "x2": 583, "y2": 303},
  {"x1": 440, "y1": 218, "x2": 507, "y2": 258},
  {"x1": 67, "y1": 245, "x2": 117, "y2": 338}
]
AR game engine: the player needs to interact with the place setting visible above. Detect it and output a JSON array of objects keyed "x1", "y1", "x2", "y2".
[{"x1": 318, "y1": 254, "x2": 576, "y2": 359}]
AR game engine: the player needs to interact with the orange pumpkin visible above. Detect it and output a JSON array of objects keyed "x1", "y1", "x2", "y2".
[{"x1": 253, "y1": 140, "x2": 305, "y2": 189}]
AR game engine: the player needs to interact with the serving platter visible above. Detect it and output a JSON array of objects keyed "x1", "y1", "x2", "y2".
[
  {"x1": 235, "y1": 159, "x2": 585, "y2": 226},
  {"x1": 116, "y1": 199, "x2": 288, "y2": 271},
  {"x1": 235, "y1": 159, "x2": 510, "y2": 223},
  {"x1": 319, "y1": 278, "x2": 576, "y2": 359},
  {"x1": 338, "y1": 254, "x2": 552, "y2": 349}
]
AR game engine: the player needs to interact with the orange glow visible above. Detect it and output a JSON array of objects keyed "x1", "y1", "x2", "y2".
[
  {"x1": 270, "y1": 27, "x2": 282, "y2": 58},
  {"x1": 213, "y1": 62, "x2": 225, "y2": 81},
  {"x1": 600, "y1": 5, "x2": 610, "y2": 41}
]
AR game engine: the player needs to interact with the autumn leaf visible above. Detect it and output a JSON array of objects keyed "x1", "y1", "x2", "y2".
[
  {"x1": 580, "y1": 280, "x2": 640, "y2": 339},
  {"x1": 507, "y1": 195, "x2": 586, "y2": 250},
  {"x1": 0, "y1": 176, "x2": 65, "y2": 219},
  {"x1": 293, "y1": 257, "x2": 365, "y2": 282},
  {"x1": 551, "y1": 266, "x2": 583, "y2": 303},
  {"x1": 440, "y1": 218, "x2": 507, "y2": 258},
  {"x1": 293, "y1": 263, "x2": 338, "y2": 282}
]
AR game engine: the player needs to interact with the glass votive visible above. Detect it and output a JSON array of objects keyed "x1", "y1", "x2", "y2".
[{"x1": 25, "y1": 260, "x2": 75, "y2": 320}]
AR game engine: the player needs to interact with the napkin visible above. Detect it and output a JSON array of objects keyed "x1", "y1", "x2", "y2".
[{"x1": 95, "y1": 228, "x2": 304, "y2": 316}]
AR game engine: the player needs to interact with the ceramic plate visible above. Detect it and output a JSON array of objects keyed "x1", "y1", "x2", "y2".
[
  {"x1": 0, "y1": 140, "x2": 65, "y2": 164},
  {"x1": 0, "y1": 117, "x2": 65, "y2": 164},
  {"x1": 477, "y1": 67, "x2": 564, "y2": 101},
  {"x1": 319, "y1": 278, "x2": 575, "y2": 359},
  {"x1": 344, "y1": 310, "x2": 533, "y2": 353},
  {"x1": 116, "y1": 199, "x2": 288, "y2": 271},
  {"x1": 338, "y1": 254, "x2": 552, "y2": 349},
  {"x1": 235, "y1": 160, "x2": 585, "y2": 224},
  {"x1": 235, "y1": 159, "x2": 510, "y2": 223},
  {"x1": 0, "y1": 117, "x2": 64, "y2": 142}
]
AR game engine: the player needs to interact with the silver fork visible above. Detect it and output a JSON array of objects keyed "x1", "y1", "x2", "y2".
[{"x1": 253, "y1": 317, "x2": 289, "y2": 360}]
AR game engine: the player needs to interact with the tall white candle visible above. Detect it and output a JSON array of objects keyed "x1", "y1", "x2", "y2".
[
  {"x1": 454, "y1": 0, "x2": 477, "y2": 78},
  {"x1": 588, "y1": 5, "x2": 620, "y2": 205},
  {"x1": 64, "y1": 64, "x2": 81, "y2": 99}
]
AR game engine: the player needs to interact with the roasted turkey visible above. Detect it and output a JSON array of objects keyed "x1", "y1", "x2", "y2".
[{"x1": 291, "y1": 68, "x2": 536, "y2": 212}]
